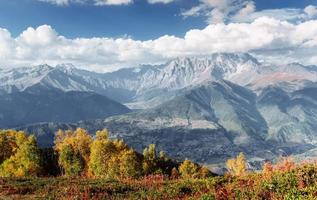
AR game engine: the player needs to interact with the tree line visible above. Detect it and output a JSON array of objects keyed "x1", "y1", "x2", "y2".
[{"x1": 0, "y1": 128, "x2": 217, "y2": 179}]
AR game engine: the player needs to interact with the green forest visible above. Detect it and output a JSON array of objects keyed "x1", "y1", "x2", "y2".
[{"x1": 1, "y1": 128, "x2": 317, "y2": 200}]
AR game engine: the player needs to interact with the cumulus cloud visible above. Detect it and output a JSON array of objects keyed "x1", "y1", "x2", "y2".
[
  {"x1": 1, "y1": 17, "x2": 317, "y2": 71},
  {"x1": 304, "y1": 5, "x2": 317, "y2": 18}
]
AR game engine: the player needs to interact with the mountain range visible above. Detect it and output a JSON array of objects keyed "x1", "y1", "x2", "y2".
[{"x1": 2, "y1": 53, "x2": 317, "y2": 170}]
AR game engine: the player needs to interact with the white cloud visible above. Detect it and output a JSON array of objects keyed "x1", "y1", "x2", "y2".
[
  {"x1": 181, "y1": 5, "x2": 205, "y2": 18},
  {"x1": 182, "y1": 1, "x2": 317, "y2": 24},
  {"x1": 147, "y1": 0, "x2": 175, "y2": 4},
  {"x1": 304, "y1": 5, "x2": 317, "y2": 18},
  {"x1": 234, "y1": 1, "x2": 255, "y2": 19},
  {"x1": 234, "y1": 8, "x2": 306, "y2": 23},
  {"x1": 37, "y1": 0, "x2": 88, "y2": 6},
  {"x1": 0, "y1": 28, "x2": 14, "y2": 58},
  {"x1": 37, "y1": 0, "x2": 133, "y2": 6},
  {"x1": 94, "y1": 0, "x2": 133, "y2": 6},
  {"x1": 181, "y1": 0, "x2": 256, "y2": 24},
  {"x1": 37, "y1": 0, "x2": 176, "y2": 5},
  {"x1": 1, "y1": 17, "x2": 317, "y2": 71}
]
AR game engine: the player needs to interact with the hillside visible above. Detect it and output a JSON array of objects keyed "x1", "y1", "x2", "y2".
[{"x1": 0, "y1": 90, "x2": 130, "y2": 128}]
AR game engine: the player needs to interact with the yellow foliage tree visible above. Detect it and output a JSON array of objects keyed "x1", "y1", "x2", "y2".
[
  {"x1": 262, "y1": 162, "x2": 274, "y2": 179},
  {"x1": 118, "y1": 149, "x2": 141, "y2": 178},
  {"x1": 88, "y1": 136, "x2": 117, "y2": 177},
  {"x1": 226, "y1": 152, "x2": 247, "y2": 176},
  {"x1": 55, "y1": 128, "x2": 93, "y2": 176},
  {"x1": 143, "y1": 144, "x2": 158, "y2": 174},
  {"x1": 179, "y1": 159, "x2": 198, "y2": 179},
  {"x1": 198, "y1": 166, "x2": 211, "y2": 178},
  {"x1": 88, "y1": 129, "x2": 141, "y2": 179},
  {"x1": 0, "y1": 132, "x2": 41, "y2": 177}
]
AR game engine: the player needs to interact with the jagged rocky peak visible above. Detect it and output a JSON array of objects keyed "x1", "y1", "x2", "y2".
[
  {"x1": 55, "y1": 63, "x2": 77, "y2": 72},
  {"x1": 169, "y1": 53, "x2": 259, "y2": 66},
  {"x1": 164, "y1": 53, "x2": 260, "y2": 77},
  {"x1": 31, "y1": 64, "x2": 54, "y2": 72},
  {"x1": 1, "y1": 64, "x2": 53, "y2": 75}
]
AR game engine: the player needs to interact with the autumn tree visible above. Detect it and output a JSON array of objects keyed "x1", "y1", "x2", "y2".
[
  {"x1": 143, "y1": 144, "x2": 157, "y2": 161},
  {"x1": 262, "y1": 162, "x2": 274, "y2": 179},
  {"x1": 198, "y1": 166, "x2": 211, "y2": 178},
  {"x1": 88, "y1": 130, "x2": 116, "y2": 177},
  {"x1": 88, "y1": 129, "x2": 142, "y2": 179},
  {"x1": 0, "y1": 132, "x2": 41, "y2": 177},
  {"x1": 0, "y1": 130, "x2": 26, "y2": 164},
  {"x1": 179, "y1": 159, "x2": 199, "y2": 179},
  {"x1": 55, "y1": 128, "x2": 93, "y2": 176},
  {"x1": 58, "y1": 144, "x2": 84, "y2": 176},
  {"x1": 118, "y1": 149, "x2": 141, "y2": 178},
  {"x1": 226, "y1": 152, "x2": 247, "y2": 176},
  {"x1": 143, "y1": 144, "x2": 158, "y2": 174}
]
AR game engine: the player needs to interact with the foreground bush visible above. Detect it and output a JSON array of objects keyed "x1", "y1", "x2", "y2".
[{"x1": 3, "y1": 163, "x2": 317, "y2": 200}]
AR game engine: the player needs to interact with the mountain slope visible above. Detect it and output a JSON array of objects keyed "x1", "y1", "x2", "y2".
[
  {"x1": 2, "y1": 54, "x2": 316, "y2": 109},
  {"x1": 0, "y1": 90, "x2": 131, "y2": 128},
  {"x1": 3, "y1": 53, "x2": 317, "y2": 168},
  {"x1": 257, "y1": 85, "x2": 317, "y2": 144},
  {"x1": 16, "y1": 81, "x2": 275, "y2": 164}
]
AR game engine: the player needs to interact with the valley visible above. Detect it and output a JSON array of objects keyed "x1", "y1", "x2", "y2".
[{"x1": 1, "y1": 53, "x2": 316, "y2": 170}]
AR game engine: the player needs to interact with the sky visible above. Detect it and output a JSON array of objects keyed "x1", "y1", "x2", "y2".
[{"x1": 0, "y1": 0, "x2": 317, "y2": 72}]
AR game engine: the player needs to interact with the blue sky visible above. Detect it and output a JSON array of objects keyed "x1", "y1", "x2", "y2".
[
  {"x1": 0, "y1": 0, "x2": 316, "y2": 39},
  {"x1": 0, "y1": 0, "x2": 317, "y2": 71}
]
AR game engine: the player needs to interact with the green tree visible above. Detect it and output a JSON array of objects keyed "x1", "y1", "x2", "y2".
[
  {"x1": 143, "y1": 144, "x2": 157, "y2": 161},
  {"x1": 118, "y1": 149, "x2": 141, "y2": 178},
  {"x1": 58, "y1": 144, "x2": 84, "y2": 176},
  {"x1": 143, "y1": 144, "x2": 158, "y2": 174}
]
